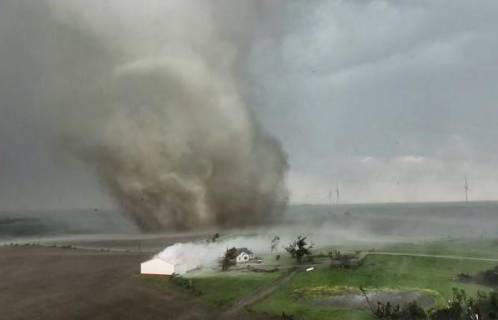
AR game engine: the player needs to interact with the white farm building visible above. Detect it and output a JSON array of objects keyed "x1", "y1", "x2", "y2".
[
  {"x1": 140, "y1": 256, "x2": 200, "y2": 276},
  {"x1": 140, "y1": 258, "x2": 175, "y2": 275}
]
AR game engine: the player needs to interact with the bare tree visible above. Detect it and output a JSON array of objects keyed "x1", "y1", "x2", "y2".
[{"x1": 271, "y1": 235, "x2": 280, "y2": 253}]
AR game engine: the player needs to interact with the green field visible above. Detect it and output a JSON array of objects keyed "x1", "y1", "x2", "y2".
[
  {"x1": 192, "y1": 273, "x2": 281, "y2": 307},
  {"x1": 156, "y1": 250, "x2": 498, "y2": 320},
  {"x1": 252, "y1": 254, "x2": 495, "y2": 319},
  {"x1": 144, "y1": 271, "x2": 281, "y2": 307},
  {"x1": 380, "y1": 238, "x2": 498, "y2": 259}
]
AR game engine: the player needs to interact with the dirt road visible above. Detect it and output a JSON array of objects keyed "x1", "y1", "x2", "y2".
[{"x1": 221, "y1": 267, "x2": 298, "y2": 319}]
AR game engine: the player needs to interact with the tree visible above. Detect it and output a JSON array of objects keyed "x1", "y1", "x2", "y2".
[
  {"x1": 363, "y1": 288, "x2": 498, "y2": 320},
  {"x1": 430, "y1": 288, "x2": 481, "y2": 320},
  {"x1": 271, "y1": 235, "x2": 280, "y2": 253},
  {"x1": 221, "y1": 247, "x2": 237, "y2": 271},
  {"x1": 208, "y1": 232, "x2": 220, "y2": 243},
  {"x1": 285, "y1": 236, "x2": 313, "y2": 264}
]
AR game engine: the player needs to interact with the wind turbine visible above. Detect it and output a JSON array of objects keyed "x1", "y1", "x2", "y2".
[
  {"x1": 464, "y1": 177, "x2": 470, "y2": 202},
  {"x1": 335, "y1": 184, "x2": 340, "y2": 204}
]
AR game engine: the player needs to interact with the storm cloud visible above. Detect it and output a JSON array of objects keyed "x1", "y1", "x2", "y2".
[
  {"x1": 1, "y1": 0, "x2": 498, "y2": 212},
  {"x1": 244, "y1": 0, "x2": 498, "y2": 203},
  {"x1": 0, "y1": 0, "x2": 289, "y2": 230}
]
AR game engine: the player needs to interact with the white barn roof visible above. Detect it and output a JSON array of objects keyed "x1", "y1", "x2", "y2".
[
  {"x1": 140, "y1": 258, "x2": 174, "y2": 275},
  {"x1": 140, "y1": 256, "x2": 200, "y2": 276}
]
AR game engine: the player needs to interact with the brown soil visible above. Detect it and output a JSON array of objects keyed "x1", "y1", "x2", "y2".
[{"x1": 0, "y1": 246, "x2": 274, "y2": 320}]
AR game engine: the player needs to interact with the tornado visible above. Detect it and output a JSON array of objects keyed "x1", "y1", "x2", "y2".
[
  {"x1": 87, "y1": 54, "x2": 289, "y2": 230},
  {"x1": 9, "y1": 0, "x2": 289, "y2": 231}
]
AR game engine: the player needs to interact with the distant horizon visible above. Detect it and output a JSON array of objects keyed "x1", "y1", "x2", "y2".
[
  {"x1": 2, "y1": 199, "x2": 498, "y2": 214},
  {"x1": 292, "y1": 199, "x2": 498, "y2": 207}
]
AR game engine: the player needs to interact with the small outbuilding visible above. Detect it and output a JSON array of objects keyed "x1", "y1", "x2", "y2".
[
  {"x1": 140, "y1": 256, "x2": 199, "y2": 275},
  {"x1": 236, "y1": 248, "x2": 254, "y2": 263},
  {"x1": 140, "y1": 258, "x2": 175, "y2": 275}
]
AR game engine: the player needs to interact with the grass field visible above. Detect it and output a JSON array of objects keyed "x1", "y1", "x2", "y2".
[
  {"x1": 192, "y1": 273, "x2": 281, "y2": 307},
  {"x1": 380, "y1": 238, "x2": 498, "y2": 259},
  {"x1": 147, "y1": 272, "x2": 282, "y2": 308},
  {"x1": 172, "y1": 252, "x2": 497, "y2": 320},
  {"x1": 252, "y1": 254, "x2": 495, "y2": 319},
  {"x1": 141, "y1": 234, "x2": 498, "y2": 320}
]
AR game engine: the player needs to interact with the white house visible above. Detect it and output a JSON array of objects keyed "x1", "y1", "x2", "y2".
[
  {"x1": 140, "y1": 258, "x2": 175, "y2": 275},
  {"x1": 235, "y1": 248, "x2": 254, "y2": 263}
]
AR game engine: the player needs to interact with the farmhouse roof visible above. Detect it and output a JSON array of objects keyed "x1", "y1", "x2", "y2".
[{"x1": 236, "y1": 248, "x2": 253, "y2": 255}]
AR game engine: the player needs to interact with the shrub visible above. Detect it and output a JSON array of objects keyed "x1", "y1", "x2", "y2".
[
  {"x1": 368, "y1": 288, "x2": 498, "y2": 320},
  {"x1": 170, "y1": 274, "x2": 200, "y2": 295},
  {"x1": 372, "y1": 301, "x2": 427, "y2": 319}
]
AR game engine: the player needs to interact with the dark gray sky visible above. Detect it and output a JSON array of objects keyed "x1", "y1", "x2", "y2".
[
  {"x1": 247, "y1": 0, "x2": 498, "y2": 203},
  {"x1": 1, "y1": 0, "x2": 498, "y2": 210}
]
